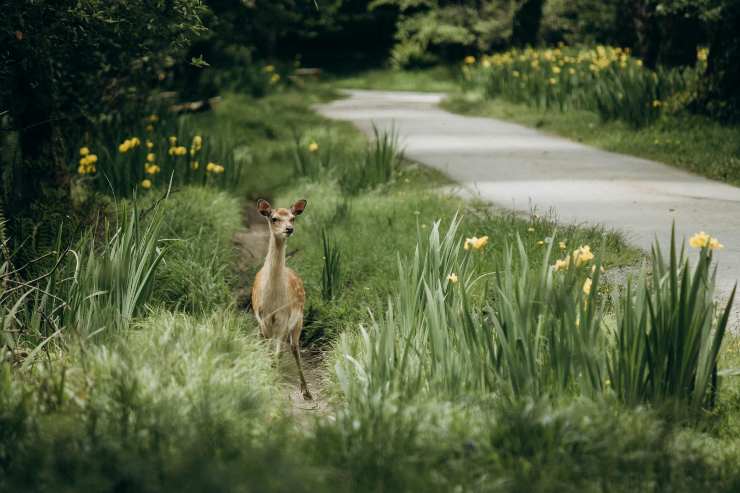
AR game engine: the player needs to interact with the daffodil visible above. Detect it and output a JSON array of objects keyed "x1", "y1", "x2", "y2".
[
  {"x1": 79, "y1": 147, "x2": 90, "y2": 156},
  {"x1": 191, "y1": 161, "x2": 199, "y2": 170},
  {"x1": 464, "y1": 55, "x2": 476, "y2": 65},
  {"x1": 169, "y1": 136, "x2": 177, "y2": 146},
  {"x1": 553, "y1": 258, "x2": 570, "y2": 271},
  {"x1": 583, "y1": 278, "x2": 592, "y2": 295},
  {"x1": 447, "y1": 273, "x2": 459, "y2": 284},
  {"x1": 464, "y1": 236, "x2": 489, "y2": 251},
  {"x1": 537, "y1": 240, "x2": 545, "y2": 246},
  {"x1": 145, "y1": 164, "x2": 160, "y2": 175},
  {"x1": 572, "y1": 245, "x2": 594, "y2": 266},
  {"x1": 559, "y1": 241, "x2": 567, "y2": 250},
  {"x1": 689, "y1": 231, "x2": 723, "y2": 249},
  {"x1": 308, "y1": 142, "x2": 319, "y2": 153},
  {"x1": 119, "y1": 140, "x2": 131, "y2": 153},
  {"x1": 146, "y1": 153, "x2": 156, "y2": 163},
  {"x1": 270, "y1": 73, "x2": 280, "y2": 84},
  {"x1": 146, "y1": 140, "x2": 154, "y2": 149},
  {"x1": 141, "y1": 179, "x2": 152, "y2": 189}
]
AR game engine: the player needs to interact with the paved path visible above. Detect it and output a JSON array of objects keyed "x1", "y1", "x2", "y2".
[{"x1": 317, "y1": 90, "x2": 740, "y2": 326}]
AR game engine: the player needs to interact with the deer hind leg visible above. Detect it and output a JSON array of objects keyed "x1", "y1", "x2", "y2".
[{"x1": 289, "y1": 318, "x2": 312, "y2": 400}]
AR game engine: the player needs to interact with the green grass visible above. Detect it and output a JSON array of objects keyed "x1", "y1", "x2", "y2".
[
  {"x1": 4, "y1": 79, "x2": 740, "y2": 492},
  {"x1": 147, "y1": 186, "x2": 241, "y2": 313},
  {"x1": 269, "y1": 161, "x2": 639, "y2": 343},
  {"x1": 443, "y1": 94, "x2": 740, "y2": 186},
  {"x1": 332, "y1": 67, "x2": 461, "y2": 93}
]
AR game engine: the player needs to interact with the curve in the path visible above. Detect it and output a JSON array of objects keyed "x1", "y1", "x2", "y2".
[{"x1": 317, "y1": 89, "x2": 740, "y2": 326}]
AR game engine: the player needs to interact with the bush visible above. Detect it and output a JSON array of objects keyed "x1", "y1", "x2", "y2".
[{"x1": 147, "y1": 187, "x2": 241, "y2": 312}]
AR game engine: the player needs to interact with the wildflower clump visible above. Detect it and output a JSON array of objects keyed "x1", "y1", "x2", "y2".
[
  {"x1": 552, "y1": 244, "x2": 594, "y2": 271},
  {"x1": 78, "y1": 146, "x2": 98, "y2": 174}
]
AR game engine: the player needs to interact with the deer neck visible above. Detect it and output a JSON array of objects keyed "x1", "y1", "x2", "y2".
[{"x1": 264, "y1": 233, "x2": 287, "y2": 284}]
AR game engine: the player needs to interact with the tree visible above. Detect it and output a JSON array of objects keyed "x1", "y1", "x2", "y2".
[{"x1": 0, "y1": 0, "x2": 206, "y2": 225}]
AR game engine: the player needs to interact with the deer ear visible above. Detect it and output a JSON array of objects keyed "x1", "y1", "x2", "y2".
[
  {"x1": 257, "y1": 199, "x2": 272, "y2": 217},
  {"x1": 291, "y1": 199, "x2": 307, "y2": 216}
]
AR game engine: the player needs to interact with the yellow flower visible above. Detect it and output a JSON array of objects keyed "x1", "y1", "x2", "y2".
[
  {"x1": 553, "y1": 258, "x2": 570, "y2": 271},
  {"x1": 308, "y1": 142, "x2": 319, "y2": 153},
  {"x1": 147, "y1": 114, "x2": 159, "y2": 123},
  {"x1": 130, "y1": 137, "x2": 140, "y2": 147},
  {"x1": 191, "y1": 161, "x2": 199, "y2": 170},
  {"x1": 169, "y1": 146, "x2": 187, "y2": 156},
  {"x1": 192, "y1": 135, "x2": 203, "y2": 149},
  {"x1": 537, "y1": 240, "x2": 545, "y2": 246},
  {"x1": 568, "y1": 68, "x2": 576, "y2": 75},
  {"x1": 464, "y1": 55, "x2": 476, "y2": 65},
  {"x1": 527, "y1": 227, "x2": 535, "y2": 233},
  {"x1": 145, "y1": 164, "x2": 160, "y2": 175},
  {"x1": 548, "y1": 78, "x2": 558, "y2": 85},
  {"x1": 119, "y1": 140, "x2": 131, "y2": 153},
  {"x1": 169, "y1": 136, "x2": 177, "y2": 146},
  {"x1": 146, "y1": 153, "x2": 156, "y2": 163},
  {"x1": 697, "y1": 48, "x2": 709, "y2": 62},
  {"x1": 583, "y1": 278, "x2": 592, "y2": 295},
  {"x1": 447, "y1": 273, "x2": 459, "y2": 284},
  {"x1": 635, "y1": 59, "x2": 643, "y2": 67},
  {"x1": 263, "y1": 64, "x2": 275, "y2": 73},
  {"x1": 552, "y1": 66, "x2": 561, "y2": 74},
  {"x1": 464, "y1": 236, "x2": 489, "y2": 251},
  {"x1": 689, "y1": 231, "x2": 723, "y2": 249},
  {"x1": 145, "y1": 125, "x2": 154, "y2": 133},
  {"x1": 79, "y1": 146, "x2": 90, "y2": 156},
  {"x1": 572, "y1": 245, "x2": 594, "y2": 266},
  {"x1": 146, "y1": 140, "x2": 154, "y2": 149},
  {"x1": 652, "y1": 100, "x2": 662, "y2": 108},
  {"x1": 206, "y1": 162, "x2": 224, "y2": 174},
  {"x1": 559, "y1": 241, "x2": 567, "y2": 250},
  {"x1": 86, "y1": 154, "x2": 97, "y2": 164},
  {"x1": 512, "y1": 70, "x2": 520, "y2": 78},
  {"x1": 709, "y1": 238, "x2": 724, "y2": 249},
  {"x1": 141, "y1": 179, "x2": 152, "y2": 189},
  {"x1": 270, "y1": 73, "x2": 281, "y2": 84}
]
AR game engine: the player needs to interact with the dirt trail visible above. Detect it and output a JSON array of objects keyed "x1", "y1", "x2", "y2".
[{"x1": 233, "y1": 203, "x2": 330, "y2": 423}]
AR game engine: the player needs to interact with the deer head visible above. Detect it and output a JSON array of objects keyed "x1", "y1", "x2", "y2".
[{"x1": 257, "y1": 199, "x2": 307, "y2": 240}]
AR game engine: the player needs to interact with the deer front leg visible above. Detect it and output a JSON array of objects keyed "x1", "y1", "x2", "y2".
[{"x1": 289, "y1": 321, "x2": 312, "y2": 400}]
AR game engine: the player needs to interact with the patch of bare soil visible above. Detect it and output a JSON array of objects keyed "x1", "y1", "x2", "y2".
[{"x1": 233, "y1": 201, "x2": 331, "y2": 423}]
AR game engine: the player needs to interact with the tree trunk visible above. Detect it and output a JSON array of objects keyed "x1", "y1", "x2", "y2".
[{"x1": 511, "y1": 0, "x2": 545, "y2": 47}]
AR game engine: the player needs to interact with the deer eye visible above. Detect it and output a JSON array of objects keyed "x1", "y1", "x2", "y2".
[{"x1": 271, "y1": 217, "x2": 278, "y2": 223}]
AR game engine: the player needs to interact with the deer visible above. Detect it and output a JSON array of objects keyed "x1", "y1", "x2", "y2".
[{"x1": 251, "y1": 198, "x2": 312, "y2": 400}]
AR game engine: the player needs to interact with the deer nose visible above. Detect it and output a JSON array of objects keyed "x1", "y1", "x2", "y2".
[{"x1": 285, "y1": 226, "x2": 294, "y2": 235}]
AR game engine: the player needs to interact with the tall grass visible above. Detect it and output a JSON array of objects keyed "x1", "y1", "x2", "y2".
[
  {"x1": 321, "y1": 228, "x2": 342, "y2": 301},
  {"x1": 336, "y1": 216, "x2": 733, "y2": 410},
  {"x1": 1, "y1": 198, "x2": 165, "y2": 356},
  {"x1": 293, "y1": 125, "x2": 402, "y2": 193},
  {"x1": 610, "y1": 227, "x2": 736, "y2": 408}
]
